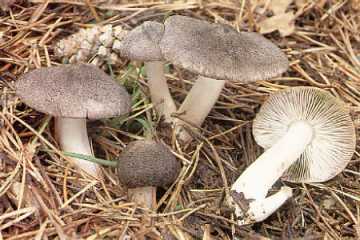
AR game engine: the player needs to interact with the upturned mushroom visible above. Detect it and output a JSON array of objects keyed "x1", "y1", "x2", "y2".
[
  {"x1": 15, "y1": 64, "x2": 131, "y2": 179},
  {"x1": 229, "y1": 87, "x2": 356, "y2": 224},
  {"x1": 159, "y1": 15, "x2": 289, "y2": 141},
  {"x1": 117, "y1": 139, "x2": 181, "y2": 209},
  {"x1": 114, "y1": 21, "x2": 176, "y2": 123}
]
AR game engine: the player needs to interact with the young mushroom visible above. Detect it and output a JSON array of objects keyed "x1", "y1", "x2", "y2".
[
  {"x1": 15, "y1": 64, "x2": 131, "y2": 179},
  {"x1": 117, "y1": 139, "x2": 181, "y2": 209},
  {"x1": 229, "y1": 87, "x2": 356, "y2": 224},
  {"x1": 114, "y1": 21, "x2": 176, "y2": 123},
  {"x1": 159, "y1": 15, "x2": 289, "y2": 142}
]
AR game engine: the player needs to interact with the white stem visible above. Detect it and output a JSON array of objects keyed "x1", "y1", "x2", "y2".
[
  {"x1": 175, "y1": 76, "x2": 225, "y2": 142},
  {"x1": 231, "y1": 120, "x2": 313, "y2": 200},
  {"x1": 128, "y1": 186, "x2": 156, "y2": 209},
  {"x1": 145, "y1": 61, "x2": 177, "y2": 123},
  {"x1": 55, "y1": 117, "x2": 102, "y2": 179},
  {"x1": 232, "y1": 186, "x2": 293, "y2": 225}
]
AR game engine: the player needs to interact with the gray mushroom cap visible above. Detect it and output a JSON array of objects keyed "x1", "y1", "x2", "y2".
[
  {"x1": 115, "y1": 21, "x2": 164, "y2": 61},
  {"x1": 15, "y1": 64, "x2": 131, "y2": 119},
  {"x1": 117, "y1": 140, "x2": 181, "y2": 188},
  {"x1": 253, "y1": 87, "x2": 356, "y2": 182},
  {"x1": 160, "y1": 15, "x2": 289, "y2": 82}
]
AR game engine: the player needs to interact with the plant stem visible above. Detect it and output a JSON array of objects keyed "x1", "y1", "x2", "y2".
[{"x1": 63, "y1": 152, "x2": 118, "y2": 167}]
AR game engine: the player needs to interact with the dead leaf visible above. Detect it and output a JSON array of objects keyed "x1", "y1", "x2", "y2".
[
  {"x1": 249, "y1": 0, "x2": 269, "y2": 13},
  {"x1": 0, "y1": 0, "x2": 16, "y2": 11},
  {"x1": 249, "y1": 0, "x2": 267, "y2": 9},
  {"x1": 258, "y1": 11, "x2": 296, "y2": 36},
  {"x1": 202, "y1": 224, "x2": 212, "y2": 240},
  {"x1": 322, "y1": 197, "x2": 336, "y2": 210},
  {"x1": 269, "y1": 0, "x2": 293, "y2": 15},
  {"x1": 295, "y1": 0, "x2": 308, "y2": 8},
  {"x1": 316, "y1": 0, "x2": 327, "y2": 8},
  {"x1": 351, "y1": 0, "x2": 360, "y2": 10}
]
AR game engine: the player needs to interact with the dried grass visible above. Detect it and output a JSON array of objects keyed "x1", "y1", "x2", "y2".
[{"x1": 0, "y1": 0, "x2": 359, "y2": 239}]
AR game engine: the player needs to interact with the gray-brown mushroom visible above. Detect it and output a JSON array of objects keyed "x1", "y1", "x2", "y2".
[
  {"x1": 15, "y1": 64, "x2": 131, "y2": 179},
  {"x1": 117, "y1": 139, "x2": 181, "y2": 209},
  {"x1": 160, "y1": 15, "x2": 289, "y2": 141},
  {"x1": 114, "y1": 21, "x2": 176, "y2": 123}
]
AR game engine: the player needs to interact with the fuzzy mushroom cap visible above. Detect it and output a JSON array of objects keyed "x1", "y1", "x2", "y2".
[
  {"x1": 115, "y1": 21, "x2": 164, "y2": 61},
  {"x1": 160, "y1": 15, "x2": 288, "y2": 82},
  {"x1": 117, "y1": 140, "x2": 181, "y2": 188},
  {"x1": 15, "y1": 64, "x2": 131, "y2": 119},
  {"x1": 253, "y1": 87, "x2": 356, "y2": 182}
]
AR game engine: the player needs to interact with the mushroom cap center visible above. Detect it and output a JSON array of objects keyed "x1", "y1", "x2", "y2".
[{"x1": 288, "y1": 120, "x2": 314, "y2": 146}]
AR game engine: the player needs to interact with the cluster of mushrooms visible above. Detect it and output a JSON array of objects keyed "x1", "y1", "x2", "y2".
[{"x1": 15, "y1": 15, "x2": 356, "y2": 226}]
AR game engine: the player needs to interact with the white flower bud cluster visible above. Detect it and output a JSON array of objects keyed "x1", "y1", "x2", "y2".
[{"x1": 54, "y1": 24, "x2": 128, "y2": 67}]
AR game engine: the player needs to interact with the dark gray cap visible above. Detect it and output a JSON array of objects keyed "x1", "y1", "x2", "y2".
[
  {"x1": 160, "y1": 15, "x2": 289, "y2": 82},
  {"x1": 117, "y1": 140, "x2": 181, "y2": 188},
  {"x1": 15, "y1": 64, "x2": 131, "y2": 119},
  {"x1": 115, "y1": 21, "x2": 164, "y2": 61}
]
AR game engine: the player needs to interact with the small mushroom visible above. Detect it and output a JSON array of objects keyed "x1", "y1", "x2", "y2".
[
  {"x1": 117, "y1": 139, "x2": 181, "y2": 209},
  {"x1": 15, "y1": 64, "x2": 131, "y2": 179},
  {"x1": 229, "y1": 87, "x2": 356, "y2": 224},
  {"x1": 160, "y1": 15, "x2": 289, "y2": 141},
  {"x1": 115, "y1": 21, "x2": 176, "y2": 123}
]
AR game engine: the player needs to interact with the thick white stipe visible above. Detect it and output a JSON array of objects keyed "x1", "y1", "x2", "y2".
[
  {"x1": 175, "y1": 76, "x2": 225, "y2": 142},
  {"x1": 233, "y1": 186, "x2": 293, "y2": 224},
  {"x1": 128, "y1": 186, "x2": 156, "y2": 209},
  {"x1": 230, "y1": 121, "x2": 313, "y2": 224},
  {"x1": 55, "y1": 117, "x2": 102, "y2": 179}
]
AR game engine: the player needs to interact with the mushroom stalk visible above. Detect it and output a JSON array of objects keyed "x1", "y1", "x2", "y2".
[
  {"x1": 232, "y1": 120, "x2": 313, "y2": 199},
  {"x1": 229, "y1": 121, "x2": 313, "y2": 222},
  {"x1": 55, "y1": 117, "x2": 102, "y2": 179},
  {"x1": 175, "y1": 76, "x2": 225, "y2": 141},
  {"x1": 232, "y1": 186, "x2": 293, "y2": 225},
  {"x1": 128, "y1": 186, "x2": 156, "y2": 209},
  {"x1": 145, "y1": 61, "x2": 177, "y2": 123}
]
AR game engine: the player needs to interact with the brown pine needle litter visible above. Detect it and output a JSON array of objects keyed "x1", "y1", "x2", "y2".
[{"x1": 0, "y1": 0, "x2": 359, "y2": 239}]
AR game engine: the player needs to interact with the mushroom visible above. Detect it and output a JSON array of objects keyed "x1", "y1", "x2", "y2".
[
  {"x1": 159, "y1": 15, "x2": 289, "y2": 141},
  {"x1": 117, "y1": 139, "x2": 181, "y2": 209},
  {"x1": 15, "y1": 64, "x2": 131, "y2": 179},
  {"x1": 114, "y1": 21, "x2": 176, "y2": 123},
  {"x1": 229, "y1": 87, "x2": 356, "y2": 224}
]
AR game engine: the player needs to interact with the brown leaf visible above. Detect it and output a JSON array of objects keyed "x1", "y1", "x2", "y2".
[
  {"x1": 249, "y1": 0, "x2": 268, "y2": 13},
  {"x1": 295, "y1": 0, "x2": 309, "y2": 8},
  {"x1": 269, "y1": 0, "x2": 293, "y2": 15},
  {"x1": 0, "y1": 0, "x2": 16, "y2": 11},
  {"x1": 316, "y1": 0, "x2": 328, "y2": 8},
  {"x1": 258, "y1": 11, "x2": 296, "y2": 37},
  {"x1": 351, "y1": 0, "x2": 360, "y2": 10}
]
